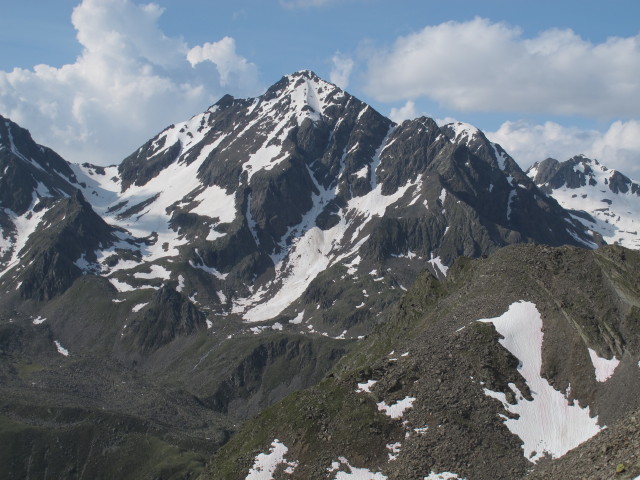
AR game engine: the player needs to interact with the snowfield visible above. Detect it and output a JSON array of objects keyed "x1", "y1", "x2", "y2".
[{"x1": 479, "y1": 301, "x2": 602, "y2": 462}]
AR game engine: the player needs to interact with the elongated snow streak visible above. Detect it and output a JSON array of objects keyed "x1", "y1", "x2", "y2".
[
  {"x1": 246, "y1": 439, "x2": 298, "y2": 479},
  {"x1": 239, "y1": 174, "x2": 415, "y2": 322},
  {"x1": 587, "y1": 348, "x2": 620, "y2": 382},
  {"x1": 479, "y1": 301, "x2": 602, "y2": 463},
  {"x1": 370, "y1": 125, "x2": 396, "y2": 189},
  {"x1": 54, "y1": 341, "x2": 69, "y2": 357}
]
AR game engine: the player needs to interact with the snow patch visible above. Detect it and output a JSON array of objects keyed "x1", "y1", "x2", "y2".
[
  {"x1": 377, "y1": 397, "x2": 416, "y2": 419},
  {"x1": 479, "y1": 301, "x2": 602, "y2": 463},
  {"x1": 131, "y1": 303, "x2": 147, "y2": 313},
  {"x1": 290, "y1": 311, "x2": 304, "y2": 324},
  {"x1": 587, "y1": 348, "x2": 620, "y2": 382},
  {"x1": 386, "y1": 442, "x2": 401, "y2": 461},
  {"x1": 439, "y1": 188, "x2": 447, "y2": 212},
  {"x1": 109, "y1": 278, "x2": 136, "y2": 292},
  {"x1": 428, "y1": 253, "x2": 449, "y2": 277},
  {"x1": 188, "y1": 184, "x2": 236, "y2": 223},
  {"x1": 424, "y1": 473, "x2": 465, "y2": 480},
  {"x1": 356, "y1": 380, "x2": 378, "y2": 393},
  {"x1": 32, "y1": 316, "x2": 46, "y2": 325},
  {"x1": 246, "y1": 439, "x2": 298, "y2": 479},
  {"x1": 239, "y1": 171, "x2": 414, "y2": 323},
  {"x1": 133, "y1": 264, "x2": 171, "y2": 280},
  {"x1": 448, "y1": 122, "x2": 480, "y2": 147},
  {"x1": 54, "y1": 340, "x2": 69, "y2": 357},
  {"x1": 190, "y1": 249, "x2": 227, "y2": 280},
  {"x1": 327, "y1": 457, "x2": 387, "y2": 480}
]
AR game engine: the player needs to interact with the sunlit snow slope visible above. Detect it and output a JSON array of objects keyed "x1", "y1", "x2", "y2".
[{"x1": 528, "y1": 155, "x2": 640, "y2": 249}]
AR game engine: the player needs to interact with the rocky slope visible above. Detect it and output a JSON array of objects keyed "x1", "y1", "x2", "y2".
[{"x1": 204, "y1": 244, "x2": 640, "y2": 480}]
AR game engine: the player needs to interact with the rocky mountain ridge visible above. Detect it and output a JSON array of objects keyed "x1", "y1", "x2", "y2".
[
  {"x1": 2, "y1": 70, "x2": 597, "y2": 337},
  {"x1": 528, "y1": 155, "x2": 640, "y2": 249},
  {"x1": 206, "y1": 244, "x2": 640, "y2": 480},
  {"x1": 0, "y1": 70, "x2": 638, "y2": 479}
]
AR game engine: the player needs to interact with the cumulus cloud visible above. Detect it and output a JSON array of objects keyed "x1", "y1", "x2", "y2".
[
  {"x1": 388, "y1": 101, "x2": 420, "y2": 123},
  {"x1": 187, "y1": 37, "x2": 260, "y2": 90},
  {"x1": 329, "y1": 52, "x2": 354, "y2": 89},
  {"x1": 486, "y1": 120, "x2": 640, "y2": 176},
  {"x1": 364, "y1": 18, "x2": 640, "y2": 118},
  {"x1": 0, "y1": 0, "x2": 262, "y2": 165}
]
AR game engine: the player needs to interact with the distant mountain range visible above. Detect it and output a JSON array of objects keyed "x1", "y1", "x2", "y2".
[{"x1": 0, "y1": 70, "x2": 639, "y2": 479}]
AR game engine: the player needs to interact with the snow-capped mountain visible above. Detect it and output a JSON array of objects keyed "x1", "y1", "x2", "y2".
[
  {"x1": 528, "y1": 155, "x2": 640, "y2": 249},
  {"x1": 2, "y1": 70, "x2": 592, "y2": 338},
  {"x1": 0, "y1": 116, "x2": 125, "y2": 300}
]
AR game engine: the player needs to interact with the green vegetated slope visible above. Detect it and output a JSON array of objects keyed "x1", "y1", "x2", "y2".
[
  {"x1": 0, "y1": 405, "x2": 206, "y2": 480},
  {"x1": 202, "y1": 244, "x2": 640, "y2": 480},
  {"x1": 0, "y1": 275, "x2": 354, "y2": 479}
]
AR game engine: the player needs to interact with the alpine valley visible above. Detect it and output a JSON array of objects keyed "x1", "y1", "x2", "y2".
[{"x1": 0, "y1": 71, "x2": 639, "y2": 480}]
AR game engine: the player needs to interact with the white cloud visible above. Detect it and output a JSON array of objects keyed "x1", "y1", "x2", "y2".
[
  {"x1": 486, "y1": 120, "x2": 640, "y2": 176},
  {"x1": 0, "y1": 0, "x2": 262, "y2": 166},
  {"x1": 188, "y1": 37, "x2": 260, "y2": 90},
  {"x1": 364, "y1": 17, "x2": 640, "y2": 118},
  {"x1": 388, "y1": 101, "x2": 419, "y2": 123},
  {"x1": 329, "y1": 52, "x2": 354, "y2": 89}
]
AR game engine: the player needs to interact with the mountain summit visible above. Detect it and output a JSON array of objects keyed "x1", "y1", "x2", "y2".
[
  {"x1": 528, "y1": 155, "x2": 640, "y2": 249},
  {"x1": 33, "y1": 70, "x2": 592, "y2": 332}
]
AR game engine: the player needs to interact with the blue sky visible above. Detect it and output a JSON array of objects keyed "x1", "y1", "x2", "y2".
[{"x1": 1, "y1": 0, "x2": 639, "y2": 173}]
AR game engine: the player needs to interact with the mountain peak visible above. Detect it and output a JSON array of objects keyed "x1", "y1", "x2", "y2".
[
  {"x1": 528, "y1": 154, "x2": 640, "y2": 249},
  {"x1": 287, "y1": 69, "x2": 321, "y2": 81}
]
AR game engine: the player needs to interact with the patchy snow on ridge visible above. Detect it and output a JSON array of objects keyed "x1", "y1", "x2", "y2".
[
  {"x1": 587, "y1": 348, "x2": 620, "y2": 382},
  {"x1": 479, "y1": 301, "x2": 602, "y2": 463},
  {"x1": 447, "y1": 122, "x2": 480, "y2": 147},
  {"x1": 356, "y1": 379, "x2": 378, "y2": 393},
  {"x1": 246, "y1": 439, "x2": 298, "y2": 479},
  {"x1": 386, "y1": 442, "x2": 401, "y2": 461},
  {"x1": 377, "y1": 396, "x2": 416, "y2": 419},
  {"x1": 327, "y1": 457, "x2": 388, "y2": 480},
  {"x1": 428, "y1": 253, "x2": 449, "y2": 277}
]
